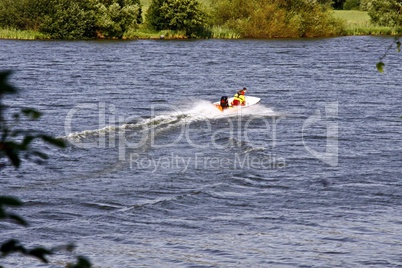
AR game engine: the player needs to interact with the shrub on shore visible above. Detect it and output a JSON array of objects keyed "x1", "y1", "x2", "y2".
[
  {"x1": 146, "y1": 0, "x2": 211, "y2": 38},
  {"x1": 367, "y1": 0, "x2": 402, "y2": 28},
  {"x1": 212, "y1": 0, "x2": 345, "y2": 38}
]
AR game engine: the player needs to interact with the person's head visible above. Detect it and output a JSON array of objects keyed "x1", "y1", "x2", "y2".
[{"x1": 239, "y1": 87, "x2": 247, "y2": 95}]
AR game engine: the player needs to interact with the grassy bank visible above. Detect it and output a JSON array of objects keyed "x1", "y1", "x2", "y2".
[
  {"x1": 0, "y1": 27, "x2": 49, "y2": 40},
  {"x1": 333, "y1": 10, "x2": 402, "y2": 35},
  {"x1": 124, "y1": 26, "x2": 240, "y2": 39},
  {"x1": 0, "y1": 26, "x2": 239, "y2": 40}
]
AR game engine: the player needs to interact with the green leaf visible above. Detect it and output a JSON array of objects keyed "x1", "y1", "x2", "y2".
[
  {"x1": 8, "y1": 213, "x2": 29, "y2": 227},
  {"x1": 397, "y1": 41, "x2": 401, "y2": 53},
  {"x1": 22, "y1": 136, "x2": 35, "y2": 148},
  {"x1": 22, "y1": 108, "x2": 42, "y2": 120},
  {"x1": 65, "y1": 243, "x2": 76, "y2": 252},
  {"x1": 0, "y1": 71, "x2": 17, "y2": 95},
  {"x1": 31, "y1": 150, "x2": 49, "y2": 160},
  {"x1": 376, "y1": 61, "x2": 384, "y2": 73},
  {"x1": 5, "y1": 147, "x2": 21, "y2": 168},
  {"x1": 40, "y1": 135, "x2": 66, "y2": 148},
  {"x1": 76, "y1": 256, "x2": 92, "y2": 268},
  {"x1": 28, "y1": 247, "x2": 52, "y2": 263},
  {"x1": 13, "y1": 113, "x2": 20, "y2": 120},
  {"x1": 67, "y1": 256, "x2": 92, "y2": 268},
  {"x1": 1, "y1": 239, "x2": 16, "y2": 254},
  {"x1": 0, "y1": 208, "x2": 5, "y2": 219},
  {"x1": 0, "y1": 196, "x2": 23, "y2": 207},
  {"x1": 0, "y1": 239, "x2": 25, "y2": 255}
]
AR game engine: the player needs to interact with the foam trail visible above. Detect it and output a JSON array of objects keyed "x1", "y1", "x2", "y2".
[{"x1": 64, "y1": 100, "x2": 278, "y2": 142}]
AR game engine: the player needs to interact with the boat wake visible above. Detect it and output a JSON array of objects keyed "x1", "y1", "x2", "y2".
[{"x1": 65, "y1": 100, "x2": 278, "y2": 148}]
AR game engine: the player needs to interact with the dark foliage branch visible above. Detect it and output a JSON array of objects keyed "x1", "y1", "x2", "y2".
[
  {"x1": 376, "y1": 36, "x2": 401, "y2": 72},
  {"x1": 0, "y1": 70, "x2": 91, "y2": 268},
  {"x1": 0, "y1": 71, "x2": 66, "y2": 168}
]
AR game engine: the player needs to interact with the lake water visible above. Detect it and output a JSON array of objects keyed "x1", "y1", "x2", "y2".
[{"x1": 1, "y1": 37, "x2": 402, "y2": 267}]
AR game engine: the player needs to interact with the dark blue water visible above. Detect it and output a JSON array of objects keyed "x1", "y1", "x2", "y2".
[{"x1": 1, "y1": 37, "x2": 402, "y2": 267}]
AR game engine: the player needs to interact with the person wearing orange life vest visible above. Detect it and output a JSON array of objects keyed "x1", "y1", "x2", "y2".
[{"x1": 231, "y1": 87, "x2": 247, "y2": 106}]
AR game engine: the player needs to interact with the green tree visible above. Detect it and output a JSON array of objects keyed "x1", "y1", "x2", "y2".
[
  {"x1": 0, "y1": 0, "x2": 28, "y2": 29},
  {"x1": 0, "y1": 0, "x2": 143, "y2": 39},
  {"x1": 39, "y1": 0, "x2": 97, "y2": 39},
  {"x1": 343, "y1": 0, "x2": 361, "y2": 10},
  {"x1": 145, "y1": 0, "x2": 164, "y2": 29},
  {"x1": 0, "y1": 71, "x2": 91, "y2": 267},
  {"x1": 93, "y1": 0, "x2": 142, "y2": 38},
  {"x1": 368, "y1": 0, "x2": 402, "y2": 27},
  {"x1": 213, "y1": 0, "x2": 344, "y2": 38},
  {"x1": 360, "y1": 0, "x2": 371, "y2": 10},
  {"x1": 146, "y1": 0, "x2": 210, "y2": 38},
  {"x1": 0, "y1": 0, "x2": 60, "y2": 30}
]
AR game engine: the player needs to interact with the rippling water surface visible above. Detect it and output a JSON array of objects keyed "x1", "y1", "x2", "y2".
[{"x1": 1, "y1": 37, "x2": 402, "y2": 267}]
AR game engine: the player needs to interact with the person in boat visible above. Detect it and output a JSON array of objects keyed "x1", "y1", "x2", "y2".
[
  {"x1": 231, "y1": 87, "x2": 247, "y2": 106},
  {"x1": 218, "y1": 96, "x2": 230, "y2": 111}
]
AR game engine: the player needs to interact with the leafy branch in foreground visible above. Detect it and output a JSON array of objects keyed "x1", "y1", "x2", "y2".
[
  {"x1": 376, "y1": 36, "x2": 401, "y2": 72},
  {"x1": 0, "y1": 71, "x2": 66, "y2": 168},
  {"x1": 0, "y1": 70, "x2": 91, "y2": 268}
]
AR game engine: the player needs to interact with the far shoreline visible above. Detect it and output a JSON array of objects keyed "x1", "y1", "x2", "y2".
[
  {"x1": 1, "y1": 10, "x2": 401, "y2": 41},
  {"x1": 0, "y1": 31, "x2": 401, "y2": 41}
]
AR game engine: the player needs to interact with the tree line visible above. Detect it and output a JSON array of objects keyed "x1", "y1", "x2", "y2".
[
  {"x1": 0, "y1": 0, "x2": 400, "y2": 39},
  {"x1": 0, "y1": 0, "x2": 143, "y2": 39}
]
